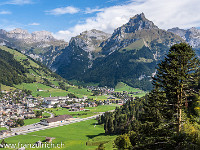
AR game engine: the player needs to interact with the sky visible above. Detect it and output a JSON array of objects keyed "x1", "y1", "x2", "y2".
[{"x1": 0, "y1": 0, "x2": 199, "y2": 42}]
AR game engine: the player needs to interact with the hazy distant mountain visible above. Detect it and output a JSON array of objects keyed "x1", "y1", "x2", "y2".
[
  {"x1": 168, "y1": 27, "x2": 200, "y2": 55},
  {"x1": 52, "y1": 13, "x2": 184, "y2": 90},
  {"x1": 0, "y1": 28, "x2": 67, "y2": 66}
]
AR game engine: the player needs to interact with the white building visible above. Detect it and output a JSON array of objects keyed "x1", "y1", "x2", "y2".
[
  {"x1": 43, "y1": 97, "x2": 59, "y2": 108},
  {"x1": 27, "y1": 102, "x2": 35, "y2": 108}
]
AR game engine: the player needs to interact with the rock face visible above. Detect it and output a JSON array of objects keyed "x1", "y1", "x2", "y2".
[
  {"x1": 7, "y1": 28, "x2": 31, "y2": 40},
  {"x1": 52, "y1": 13, "x2": 185, "y2": 90},
  {"x1": 71, "y1": 29, "x2": 111, "y2": 53},
  {"x1": 51, "y1": 29, "x2": 111, "y2": 78},
  {"x1": 0, "y1": 28, "x2": 67, "y2": 66},
  {"x1": 168, "y1": 27, "x2": 200, "y2": 49},
  {"x1": 70, "y1": 29, "x2": 111, "y2": 60},
  {"x1": 7, "y1": 28, "x2": 58, "y2": 44}
]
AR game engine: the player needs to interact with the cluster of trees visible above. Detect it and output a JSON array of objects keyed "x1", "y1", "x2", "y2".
[
  {"x1": 98, "y1": 97, "x2": 144, "y2": 135},
  {"x1": 68, "y1": 93, "x2": 78, "y2": 98},
  {"x1": 11, "y1": 119, "x2": 24, "y2": 127},
  {"x1": 22, "y1": 89, "x2": 32, "y2": 96},
  {"x1": 58, "y1": 82, "x2": 69, "y2": 91},
  {"x1": 0, "y1": 84, "x2": 2, "y2": 98},
  {"x1": 35, "y1": 110, "x2": 43, "y2": 118},
  {"x1": 100, "y1": 43, "x2": 200, "y2": 149}
]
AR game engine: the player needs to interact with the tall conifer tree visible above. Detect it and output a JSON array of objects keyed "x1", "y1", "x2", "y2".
[{"x1": 152, "y1": 43, "x2": 200, "y2": 133}]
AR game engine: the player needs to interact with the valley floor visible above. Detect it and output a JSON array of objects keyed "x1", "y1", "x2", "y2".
[{"x1": 2, "y1": 119, "x2": 116, "y2": 150}]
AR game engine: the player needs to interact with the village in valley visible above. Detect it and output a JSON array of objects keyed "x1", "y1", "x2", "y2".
[{"x1": 0, "y1": 84, "x2": 142, "y2": 141}]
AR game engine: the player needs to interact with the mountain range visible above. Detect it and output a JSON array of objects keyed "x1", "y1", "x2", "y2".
[
  {"x1": 51, "y1": 13, "x2": 185, "y2": 90},
  {"x1": 1, "y1": 13, "x2": 200, "y2": 90},
  {"x1": 0, "y1": 28, "x2": 67, "y2": 66}
]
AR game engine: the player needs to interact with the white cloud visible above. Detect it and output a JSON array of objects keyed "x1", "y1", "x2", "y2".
[
  {"x1": 28, "y1": 22, "x2": 40, "y2": 26},
  {"x1": 46, "y1": 6, "x2": 80, "y2": 15},
  {"x1": 54, "y1": 0, "x2": 200, "y2": 42},
  {"x1": 0, "y1": 11, "x2": 12, "y2": 14},
  {"x1": 53, "y1": 30, "x2": 72, "y2": 41},
  {"x1": 1, "y1": 0, "x2": 33, "y2": 5},
  {"x1": 84, "y1": 7, "x2": 105, "y2": 14}
]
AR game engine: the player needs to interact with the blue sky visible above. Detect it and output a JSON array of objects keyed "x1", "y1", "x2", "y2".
[{"x1": 0, "y1": 0, "x2": 199, "y2": 41}]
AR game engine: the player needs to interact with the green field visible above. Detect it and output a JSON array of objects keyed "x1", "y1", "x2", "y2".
[
  {"x1": 15, "y1": 83, "x2": 69, "y2": 97},
  {"x1": 14, "y1": 82, "x2": 109, "y2": 100},
  {"x1": 0, "y1": 127, "x2": 7, "y2": 131},
  {"x1": 24, "y1": 118, "x2": 42, "y2": 126},
  {"x1": 115, "y1": 82, "x2": 142, "y2": 92},
  {"x1": 45, "y1": 105, "x2": 118, "y2": 118},
  {"x1": 42, "y1": 112, "x2": 51, "y2": 118},
  {"x1": 115, "y1": 82, "x2": 146, "y2": 97},
  {"x1": 0, "y1": 84, "x2": 16, "y2": 92},
  {"x1": 68, "y1": 86, "x2": 92, "y2": 98},
  {"x1": 4, "y1": 119, "x2": 116, "y2": 150}
]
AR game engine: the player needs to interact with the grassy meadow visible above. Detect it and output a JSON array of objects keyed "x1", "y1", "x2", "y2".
[
  {"x1": 0, "y1": 127, "x2": 7, "y2": 131},
  {"x1": 24, "y1": 118, "x2": 42, "y2": 126},
  {"x1": 45, "y1": 104, "x2": 119, "y2": 118},
  {"x1": 3, "y1": 119, "x2": 116, "y2": 150}
]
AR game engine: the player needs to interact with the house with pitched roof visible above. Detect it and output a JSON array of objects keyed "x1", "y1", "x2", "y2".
[{"x1": 40, "y1": 115, "x2": 72, "y2": 126}]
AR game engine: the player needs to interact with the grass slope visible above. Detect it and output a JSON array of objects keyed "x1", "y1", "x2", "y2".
[
  {"x1": 115, "y1": 82, "x2": 147, "y2": 97},
  {"x1": 115, "y1": 82, "x2": 142, "y2": 92}
]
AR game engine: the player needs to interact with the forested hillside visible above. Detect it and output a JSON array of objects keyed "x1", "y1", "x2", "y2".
[
  {"x1": 80, "y1": 46, "x2": 157, "y2": 90},
  {"x1": 0, "y1": 48, "x2": 31, "y2": 86},
  {"x1": 99, "y1": 43, "x2": 200, "y2": 149},
  {"x1": 0, "y1": 46, "x2": 70, "y2": 95}
]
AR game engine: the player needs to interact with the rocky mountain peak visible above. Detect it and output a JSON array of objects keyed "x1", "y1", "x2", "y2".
[
  {"x1": 32, "y1": 31, "x2": 55, "y2": 42},
  {"x1": 0, "y1": 29, "x2": 7, "y2": 35},
  {"x1": 102, "y1": 13, "x2": 184, "y2": 55},
  {"x1": 80, "y1": 29, "x2": 111, "y2": 41},
  {"x1": 69, "y1": 29, "x2": 111, "y2": 53},
  {"x1": 127, "y1": 13, "x2": 158, "y2": 31},
  {"x1": 113, "y1": 13, "x2": 158, "y2": 36},
  {"x1": 7, "y1": 28, "x2": 31, "y2": 40},
  {"x1": 9, "y1": 28, "x2": 29, "y2": 34},
  {"x1": 168, "y1": 27, "x2": 200, "y2": 48},
  {"x1": 5, "y1": 28, "x2": 58, "y2": 43},
  {"x1": 189, "y1": 27, "x2": 200, "y2": 36}
]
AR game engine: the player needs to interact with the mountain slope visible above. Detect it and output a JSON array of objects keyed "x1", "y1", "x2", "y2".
[
  {"x1": 0, "y1": 46, "x2": 66, "y2": 90},
  {"x1": 51, "y1": 29, "x2": 111, "y2": 79},
  {"x1": 0, "y1": 46, "x2": 98, "y2": 99}
]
